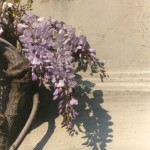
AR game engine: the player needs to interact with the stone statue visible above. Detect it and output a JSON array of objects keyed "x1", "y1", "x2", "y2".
[{"x1": 0, "y1": 38, "x2": 31, "y2": 150}]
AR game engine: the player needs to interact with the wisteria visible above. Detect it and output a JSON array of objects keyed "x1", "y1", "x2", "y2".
[{"x1": 0, "y1": 0, "x2": 105, "y2": 132}]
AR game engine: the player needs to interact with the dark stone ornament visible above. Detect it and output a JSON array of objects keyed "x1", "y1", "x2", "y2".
[{"x1": 0, "y1": 38, "x2": 32, "y2": 150}]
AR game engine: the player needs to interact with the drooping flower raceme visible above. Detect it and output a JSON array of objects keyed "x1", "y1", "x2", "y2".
[{"x1": 0, "y1": 2, "x2": 105, "y2": 132}]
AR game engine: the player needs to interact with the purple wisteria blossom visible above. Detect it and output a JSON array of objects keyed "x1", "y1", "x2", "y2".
[
  {"x1": 70, "y1": 98, "x2": 78, "y2": 105},
  {"x1": 0, "y1": 2, "x2": 105, "y2": 132}
]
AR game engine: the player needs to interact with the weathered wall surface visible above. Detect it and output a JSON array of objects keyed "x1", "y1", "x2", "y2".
[
  {"x1": 31, "y1": 0, "x2": 150, "y2": 72},
  {"x1": 18, "y1": 1, "x2": 150, "y2": 150}
]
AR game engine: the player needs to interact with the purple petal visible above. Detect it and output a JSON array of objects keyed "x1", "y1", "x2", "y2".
[
  {"x1": 53, "y1": 88, "x2": 59, "y2": 96},
  {"x1": 32, "y1": 73, "x2": 38, "y2": 81},
  {"x1": 53, "y1": 95, "x2": 58, "y2": 100},
  {"x1": 70, "y1": 98, "x2": 78, "y2": 105},
  {"x1": 57, "y1": 80, "x2": 65, "y2": 88}
]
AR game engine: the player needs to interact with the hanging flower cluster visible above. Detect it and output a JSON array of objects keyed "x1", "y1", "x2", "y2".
[{"x1": 0, "y1": 0, "x2": 105, "y2": 132}]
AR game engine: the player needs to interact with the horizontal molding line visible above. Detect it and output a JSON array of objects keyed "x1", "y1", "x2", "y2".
[{"x1": 76, "y1": 71, "x2": 150, "y2": 92}]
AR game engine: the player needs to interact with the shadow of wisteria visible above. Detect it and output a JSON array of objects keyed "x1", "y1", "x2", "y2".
[
  {"x1": 28, "y1": 74, "x2": 113, "y2": 150},
  {"x1": 74, "y1": 74, "x2": 113, "y2": 150}
]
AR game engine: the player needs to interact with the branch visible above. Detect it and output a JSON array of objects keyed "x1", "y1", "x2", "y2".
[{"x1": 9, "y1": 93, "x2": 39, "y2": 150}]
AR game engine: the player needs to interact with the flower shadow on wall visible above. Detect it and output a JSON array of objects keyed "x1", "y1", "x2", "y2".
[
  {"x1": 74, "y1": 74, "x2": 113, "y2": 150},
  {"x1": 28, "y1": 74, "x2": 113, "y2": 150}
]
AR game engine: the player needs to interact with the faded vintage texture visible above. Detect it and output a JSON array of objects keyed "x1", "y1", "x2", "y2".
[{"x1": 17, "y1": 0, "x2": 150, "y2": 150}]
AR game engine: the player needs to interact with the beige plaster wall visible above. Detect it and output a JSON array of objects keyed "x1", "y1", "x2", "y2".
[
  {"x1": 30, "y1": 0, "x2": 150, "y2": 72},
  {"x1": 15, "y1": 1, "x2": 150, "y2": 149}
]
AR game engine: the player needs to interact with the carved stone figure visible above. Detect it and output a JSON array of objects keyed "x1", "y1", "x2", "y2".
[{"x1": 0, "y1": 38, "x2": 31, "y2": 150}]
